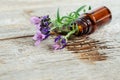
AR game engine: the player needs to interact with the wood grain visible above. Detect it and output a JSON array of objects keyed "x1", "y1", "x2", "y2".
[{"x1": 0, "y1": 0, "x2": 120, "y2": 80}]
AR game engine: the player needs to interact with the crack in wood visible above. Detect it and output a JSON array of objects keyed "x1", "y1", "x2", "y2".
[
  {"x1": 0, "y1": 35, "x2": 33, "y2": 41},
  {"x1": 0, "y1": 32, "x2": 57, "y2": 41}
]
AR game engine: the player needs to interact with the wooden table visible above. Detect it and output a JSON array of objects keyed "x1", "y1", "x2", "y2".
[{"x1": 0, "y1": 0, "x2": 120, "y2": 80}]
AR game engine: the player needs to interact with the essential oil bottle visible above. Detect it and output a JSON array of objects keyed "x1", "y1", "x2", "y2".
[{"x1": 75, "y1": 6, "x2": 112, "y2": 36}]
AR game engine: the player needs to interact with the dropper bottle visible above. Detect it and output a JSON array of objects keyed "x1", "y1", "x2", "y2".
[{"x1": 75, "y1": 6, "x2": 112, "y2": 36}]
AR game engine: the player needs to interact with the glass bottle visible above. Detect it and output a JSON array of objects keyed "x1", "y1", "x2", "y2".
[{"x1": 75, "y1": 6, "x2": 112, "y2": 36}]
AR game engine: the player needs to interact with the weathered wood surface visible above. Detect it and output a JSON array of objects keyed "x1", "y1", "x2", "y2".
[{"x1": 0, "y1": 0, "x2": 120, "y2": 80}]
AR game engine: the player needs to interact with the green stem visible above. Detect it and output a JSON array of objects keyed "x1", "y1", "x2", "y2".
[
  {"x1": 65, "y1": 30, "x2": 76, "y2": 40},
  {"x1": 50, "y1": 26, "x2": 56, "y2": 31}
]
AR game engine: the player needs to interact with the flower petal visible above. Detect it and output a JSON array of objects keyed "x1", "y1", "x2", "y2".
[
  {"x1": 60, "y1": 44, "x2": 66, "y2": 49},
  {"x1": 41, "y1": 34, "x2": 46, "y2": 39},
  {"x1": 36, "y1": 30, "x2": 42, "y2": 35},
  {"x1": 54, "y1": 35, "x2": 61, "y2": 42},
  {"x1": 41, "y1": 27, "x2": 50, "y2": 35},
  {"x1": 34, "y1": 40, "x2": 41, "y2": 46},
  {"x1": 53, "y1": 43, "x2": 60, "y2": 50},
  {"x1": 32, "y1": 34, "x2": 38, "y2": 40},
  {"x1": 44, "y1": 34, "x2": 50, "y2": 40},
  {"x1": 30, "y1": 16, "x2": 41, "y2": 25},
  {"x1": 36, "y1": 23, "x2": 41, "y2": 30}
]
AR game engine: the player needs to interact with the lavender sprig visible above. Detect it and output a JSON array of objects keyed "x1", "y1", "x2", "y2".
[
  {"x1": 53, "y1": 27, "x2": 77, "y2": 50},
  {"x1": 31, "y1": 15, "x2": 51, "y2": 46},
  {"x1": 52, "y1": 5, "x2": 92, "y2": 50},
  {"x1": 53, "y1": 36, "x2": 67, "y2": 50},
  {"x1": 31, "y1": 5, "x2": 91, "y2": 50}
]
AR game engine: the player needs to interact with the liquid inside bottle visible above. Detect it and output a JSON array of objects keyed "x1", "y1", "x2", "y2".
[{"x1": 75, "y1": 6, "x2": 112, "y2": 36}]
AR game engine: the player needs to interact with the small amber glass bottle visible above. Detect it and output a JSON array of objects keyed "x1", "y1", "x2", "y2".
[{"x1": 75, "y1": 6, "x2": 112, "y2": 36}]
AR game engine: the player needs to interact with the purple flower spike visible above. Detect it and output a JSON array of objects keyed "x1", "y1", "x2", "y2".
[
  {"x1": 53, "y1": 36, "x2": 67, "y2": 50},
  {"x1": 33, "y1": 31, "x2": 46, "y2": 46},
  {"x1": 31, "y1": 15, "x2": 52, "y2": 46},
  {"x1": 30, "y1": 16, "x2": 41, "y2": 25}
]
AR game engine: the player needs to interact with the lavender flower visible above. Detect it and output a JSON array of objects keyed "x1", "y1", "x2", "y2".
[
  {"x1": 53, "y1": 43, "x2": 61, "y2": 50},
  {"x1": 40, "y1": 15, "x2": 51, "y2": 28},
  {"x1": 30, "y1": 16, "x2": 41, "y2": 25},
  {"x1": 53, "y1": 36, "x2": 67, "y2": 50},
  {"x1": 31, "y1": 15, "x2": 52, "y2": 46},
  {"x1": 33, "y1": 31, "x2": 46, "y2": 46},
  {"x1": 31, "y1": 15, "x2": 51, "y2": 30},
  {"x1": 31, "y1": 6, "x2": 88, "y2": 49},
  {"x1": 40, "y1": 27, "x2": 50, "y2": 35}
]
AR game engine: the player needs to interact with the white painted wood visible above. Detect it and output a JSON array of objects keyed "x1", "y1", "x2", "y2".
[{"x1": 0, "y1": 0, "x2": 120, "y2": 80}]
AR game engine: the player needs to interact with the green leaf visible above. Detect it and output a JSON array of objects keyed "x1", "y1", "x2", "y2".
[
  {"x1": 83, "y1": 9, "x2": 86, "y2": 13},
  {"x1": 88, "y1": 6, "x2": 91, "y2": 10},
  {"x1": 61, "y1": 16, "x2": 72, "y2": 21},
  {"x1": 68, "y1": 11, "x2": 79, "y2": 19},
  {"x1": 69, "y1": 12, "x2": 75, "y2": 16},
  {"x1": 57, "y1": 8, "x2": 61, "y2": 23},
  {"x1": 76, "y1": 5, "x2": 86, "y2": 14},
  {"x1": 53, "y1": 5, "x2": 90, "y2": 34}
]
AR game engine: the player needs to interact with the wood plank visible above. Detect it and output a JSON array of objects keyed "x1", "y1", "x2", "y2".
[
  {"x1": 0, "y1": 35, "x2": 120, "y2": 80},
  {"x1": 0, "y1": 0, "x2": 120, "y2": 80}
]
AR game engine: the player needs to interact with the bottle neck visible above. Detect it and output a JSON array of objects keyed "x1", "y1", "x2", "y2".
[{"x1": 75, "y1": 15, "x2": 94, "y2": 36}]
